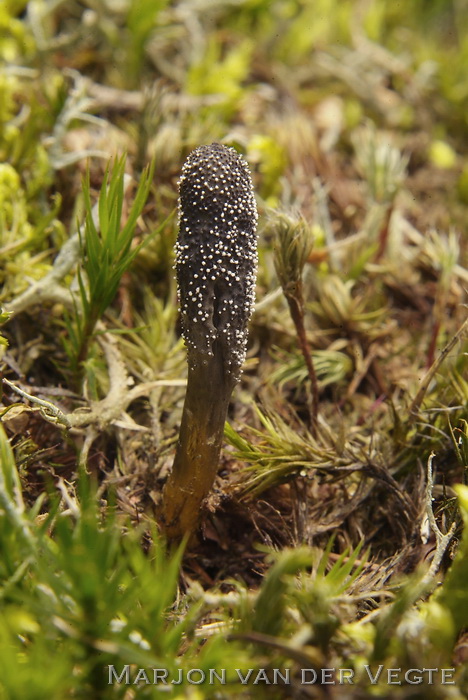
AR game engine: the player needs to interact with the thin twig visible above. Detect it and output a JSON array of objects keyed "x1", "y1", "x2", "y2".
[
  {"x1": 408, "y1": 317, "x2": 468, "y2": 419},
  {"x1": 285, "y1": 292, "x2": 319, "y2": 438}
]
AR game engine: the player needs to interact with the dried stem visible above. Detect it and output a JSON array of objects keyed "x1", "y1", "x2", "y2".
[
  {"x1": 272, "y1": 214, "x2": 318, "y2": 437},
  {"x1": 408, "y1": 317, "x2": 468, "y2": 419},
  {"x1": 284, "y1": 289, "x2": 319, "y2": 438}
]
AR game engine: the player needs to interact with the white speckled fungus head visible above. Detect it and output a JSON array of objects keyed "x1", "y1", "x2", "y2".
[{"x1": 175, "y1": 143, "x2": 258, "y2": 378}]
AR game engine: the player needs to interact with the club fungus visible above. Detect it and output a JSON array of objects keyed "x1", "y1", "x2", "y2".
[{"x1": 161, "y1": 143, "x2": 258, "y2": 541}]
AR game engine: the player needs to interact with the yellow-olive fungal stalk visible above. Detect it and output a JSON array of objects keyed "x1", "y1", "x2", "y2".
[{"x1": 161, "y1": 143, "x2": 258, "y2": 541}]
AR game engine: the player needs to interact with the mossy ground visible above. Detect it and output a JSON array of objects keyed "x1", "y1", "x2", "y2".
[{"x1": 0, "y1": 2, "x2": 467, "y2": 698}]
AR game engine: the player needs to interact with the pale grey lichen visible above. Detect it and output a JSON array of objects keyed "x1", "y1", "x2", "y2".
[{"x1": 175, "y1": 143, "x2": 258, "y2": 376}]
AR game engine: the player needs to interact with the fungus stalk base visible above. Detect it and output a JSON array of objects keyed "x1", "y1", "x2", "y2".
[{"x1": 160, "y1": 347, "x2": 236, "y2": 542}]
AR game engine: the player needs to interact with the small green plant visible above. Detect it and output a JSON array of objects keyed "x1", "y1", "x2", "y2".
[
  {"x1": 225, "y1": 405, "x2": 358, "y2": 498},
  {"x1": 353, "y1": 123, "x2": 408, "y2": 206},
  {"x1": 230, "y1": 539, "x2": 369, "y2": 670},
  {"x1": 352, "y1": 123, "x2": 408, "y2": 261},
  {"x1": 0, "y1": 309, "x2": 10, "y2": 362},
  {"x1": 269, "y1": 345, "x2": 353, "y2": 390},
  {"x1": 0, "y1": 423, "x2": 248, "y2": 697},
  {"x1": 186, "y1": 38, "x2": 254, "y2": 120},
  {"x1": 124, "y1": 0, "x2": 169, "y2": 86},
  {"x1": 64, "y1": 156, "x2": 155, "y2": 386},
  {"x1": 271, "y1": 213, "x2": 319, "y2": 436}
]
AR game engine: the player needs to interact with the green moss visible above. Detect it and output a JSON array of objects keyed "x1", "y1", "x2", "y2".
[
  {"x1": 0, "y1": 1, "x2": 467, "y2": 695},
  {"x1": 186, "y1": 37, "x2": 253, "y2": 119},
  {"x1": 0, "y1": 4, "x2": 35, "y2": 60}
]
